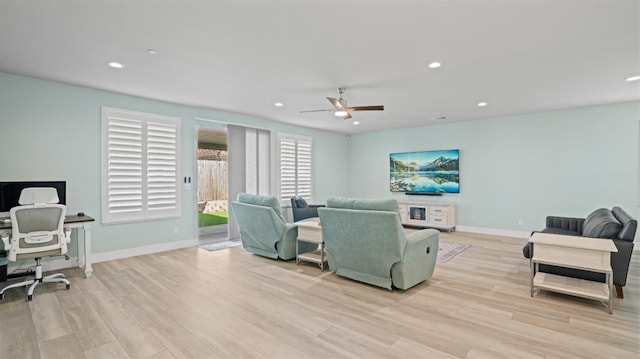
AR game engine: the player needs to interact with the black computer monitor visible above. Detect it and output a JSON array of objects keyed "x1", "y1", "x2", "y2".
[{"x1": 0, "y1": 181, "x2": 67, "y2": 217}]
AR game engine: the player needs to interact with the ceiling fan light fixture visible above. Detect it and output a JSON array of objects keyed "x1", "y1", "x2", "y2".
[
  {"x1": 334, "y1": 110, "x2": 348, "y2": 117},
  {"x1": 108, "y1": 61, "x2": 124, "y2": 69}
]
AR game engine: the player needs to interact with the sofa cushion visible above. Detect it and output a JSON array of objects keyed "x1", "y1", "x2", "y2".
[
  {"x1": 581, "y1": 208, "x2": 622, "y2": 239},
  {"x1": 541, "y1": 227, "x2": 581, "y2": 237},
  {"x1": 326, "y1": 197, "x2": 399, "y2": 213}
]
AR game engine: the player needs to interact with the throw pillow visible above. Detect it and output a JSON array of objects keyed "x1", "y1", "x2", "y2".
[
  {"x1": 582, "y1": 208, "x2": 621, "y2": 239},
  {"x1": 295, "y1": 197, "x2": 308, "y2": 208}
]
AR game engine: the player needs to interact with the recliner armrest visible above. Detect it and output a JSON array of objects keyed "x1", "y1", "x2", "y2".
[
  {"x1": 404, "y1": 229, "x2": 439, "y2": 257},
  {"x1": 1, "y1": 231, "x2": 9, "y2": 248},
  {"x1": 64, "y1": 227, "x2": 72, "y2": 244},
  {"x1": 391, "y1": 229, "x2": 439, "y2": 290},
  {"x1": 283, "y1": 222, "x2": 297, "y2": 233}
]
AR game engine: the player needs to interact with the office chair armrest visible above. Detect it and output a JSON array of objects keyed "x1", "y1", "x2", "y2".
[
  {"x1": 1, "y1": 231, "x2": 9, "y2": 248},
  {"x1": 64, "y1": 227, "x2": 72, "y2": 244}
]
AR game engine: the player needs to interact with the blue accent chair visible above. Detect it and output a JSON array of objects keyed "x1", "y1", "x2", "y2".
[
  {"x1": 318, "y1": 197, "x2": 439, "y2": 290},
  {"x1": 290, "y1": 196, "x2": 325, "y2": 222},
  {"x1": 231, "y1": 193, "x2": 317, "y2": 260}
]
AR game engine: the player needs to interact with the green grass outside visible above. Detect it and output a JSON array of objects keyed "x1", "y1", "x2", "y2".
[{"x1": 198, "y1": 211, "x2": 228, "y2": 227}]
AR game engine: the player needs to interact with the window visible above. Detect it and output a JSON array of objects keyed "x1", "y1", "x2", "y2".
[
  {"x1": 101, "y1": 107, "x2": 181, "y2": 224},
  {"x1": 278, "y1": 133, "x2": 312, "y2": 203}
]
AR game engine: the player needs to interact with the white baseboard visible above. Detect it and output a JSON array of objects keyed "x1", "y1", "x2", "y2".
[
  {"x1": 91, "y1": 238, "x2": 198, "y2": 264},
  {"x1": 5, "y1": 238, "x2": 198, "y2": 275},
  {"x1": 455, "y1": 225, "x2": 531, "y2": 239}
]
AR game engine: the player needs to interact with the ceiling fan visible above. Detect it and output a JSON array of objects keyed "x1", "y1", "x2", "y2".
[{"x1": 300, "y1": 88, "x2": 384, "y2": 120}]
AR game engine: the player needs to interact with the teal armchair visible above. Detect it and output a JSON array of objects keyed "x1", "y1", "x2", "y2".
[
  {"x1": 318, "y1": 197, "x2": 439, "y2": 290},
  {"x1": 230, "y1": 193, "x2": 317, "y2": 260}
]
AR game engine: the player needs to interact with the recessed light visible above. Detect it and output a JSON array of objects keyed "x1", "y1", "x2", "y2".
[
  {"x1": 147, "y1": 49, "x2": 158, "y2": 55},
  {"x1": 477, "y1": 102, "x2": 488, "y2": 107},
  {"x1": 334, "y1": 110, "x2": 348, "y2": 117},
  {"x1": 353, "y1": 121, "x2": 360, "y2": 125},
  {"x1": 428, "y1": 62, "x2": 441, "y2": 69},
  {"x1": 626, "y1": 76, "x2": 640, "y2": 82},
  {"x1": 274, "y1": 102, "x2": 284, "y2": 107},
  {"x1": 108, "y1": 62, "x2": 124, "y2": 69}
]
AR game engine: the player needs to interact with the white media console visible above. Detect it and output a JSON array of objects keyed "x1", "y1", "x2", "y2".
[{"x1": 398, "y1": 201, "x2": 456, "y2": 231}]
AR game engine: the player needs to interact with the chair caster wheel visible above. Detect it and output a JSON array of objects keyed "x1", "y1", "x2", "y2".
[
  {"x1": 27, "y1": 295, "x2": 33, "y2": 301},
  {"x1": 66, "y1": 284, "x2": 71, "y2": 290}
]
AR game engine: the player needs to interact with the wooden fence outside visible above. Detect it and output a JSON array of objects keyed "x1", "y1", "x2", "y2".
[{"x1": 197, "y1": 160, "x2": 228, "y2": 201}]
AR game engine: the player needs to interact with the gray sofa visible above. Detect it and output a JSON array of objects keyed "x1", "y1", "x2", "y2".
[{"x1": 523, "y1": 207, "x2": 637, "y2": 298}]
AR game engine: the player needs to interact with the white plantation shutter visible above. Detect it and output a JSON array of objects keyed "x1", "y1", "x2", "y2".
[
  {"x1": 295, "y1": 139, "x2": 312, "y2": 199},
  {"x1": 279, "y1": 137, "x2": 297, "y2": 200},
  {"x1": 146, "y1": 121, "x2": 178, "y2": 216},
  {"x1": 278, "y1": 134, "x2": 312, "y2": 203},
  {"x1": 105, "y1": 117, "x2": 143, "y2": 216},
  {"x1": 102, "y1": 107, "x2": 181, "y2": 224}
]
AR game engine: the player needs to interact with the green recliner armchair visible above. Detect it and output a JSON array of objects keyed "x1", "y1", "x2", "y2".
[
  {"x1": 230, "y1": 193, "x2": 317, "y2": 260},
  {"x1": 318, "y1": 197, "x2": 439, "y2": 290}
]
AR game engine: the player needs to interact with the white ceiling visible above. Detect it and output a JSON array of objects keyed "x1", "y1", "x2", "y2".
[{"x1": 1, "y1": 0, "x2": 638, "y2": 134}]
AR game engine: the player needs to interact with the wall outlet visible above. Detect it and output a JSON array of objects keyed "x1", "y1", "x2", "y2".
[
  {"x1": 518, "y1": 219, "x2": 524, "y2": 225},
  {"x1": 174, "y1": 226, "x2": 179, "y2": 234}
]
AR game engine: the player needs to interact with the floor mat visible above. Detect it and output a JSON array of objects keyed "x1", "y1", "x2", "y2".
[
  {"x1": 199, "y1": 240, "x2": 242, "y2": 252},
  {"x1": 437, "y1": 241, "x2": 471, "y2": 263}
]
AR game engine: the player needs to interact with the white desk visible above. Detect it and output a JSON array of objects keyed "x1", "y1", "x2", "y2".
[{"x1": 0, "y1": 215, "x2": 95, "y2": 278}]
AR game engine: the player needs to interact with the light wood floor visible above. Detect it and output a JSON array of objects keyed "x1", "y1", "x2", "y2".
[{"x1": 0, "y1": 231, "x2": 638, "y2": 359}]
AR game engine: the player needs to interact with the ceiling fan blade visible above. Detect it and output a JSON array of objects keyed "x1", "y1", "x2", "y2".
[
  {"x1": 327, "y1": 97, "x2": 345, "y2": 110},
  {"x1": 299, "y1": 109, "x2": 333, "y2": 113},
  {"x1": 347, "y1": 105, "x2": 384, "y2": 111},
  {"x1": 343, "y1": 113, "x2": 352, "y2": 120}
]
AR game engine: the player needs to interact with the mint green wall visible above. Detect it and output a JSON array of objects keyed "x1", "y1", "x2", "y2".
[
  {"x1": 0, "y1": 72, "x2": 348, "y2": 254},
  {"x1": 347, "y1": 102, "x2": 640, "y2": 235},
  {"x1": 3, "y1": 70, "x2": 636, "y2": 252}
]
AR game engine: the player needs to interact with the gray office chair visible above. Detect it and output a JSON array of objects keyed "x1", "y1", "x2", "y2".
[{"x1": 0, "y1": 187, "x2": 71, "y2": 301}]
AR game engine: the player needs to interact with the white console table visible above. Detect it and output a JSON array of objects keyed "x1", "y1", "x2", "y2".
[
  {"x1": 529, "y1": 232, "x2": 617, "y2": 314},
  {"x1": 398, "y1": 201, "x2": 456, "y2": 231}
]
